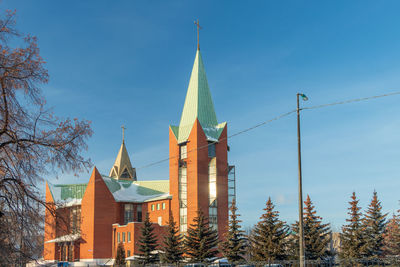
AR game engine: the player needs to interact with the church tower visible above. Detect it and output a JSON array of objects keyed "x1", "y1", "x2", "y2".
[
  {"x1": 169, "y1": 42, "x2": 229, "y2": 238},
  {"x1": 109, "y1": 127, "x2": 137, "y2": 181}
]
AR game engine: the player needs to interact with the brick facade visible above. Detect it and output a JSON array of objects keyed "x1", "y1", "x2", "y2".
[
  {"x1": 43, "y1": 48, "x2": 231, "y2": 263},
  {"x1": 112, "y1": 222, "x2": 167, "y2": 257},
  {"x1": 169, "y1": 119, "x2": 229, "y2": 238}
]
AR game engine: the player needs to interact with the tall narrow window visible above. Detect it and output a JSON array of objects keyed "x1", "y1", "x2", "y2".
[
  {"x1": 117, "y1": 233, "x2": 120, "y2": 243},
  {"x1": 70, "y1": 206, "x2": 81, "y2": 234},
  {"x1": 208, "y1": 143, "x2": 216, "y2": 158},
  {"x1": 180, "y1": 145, "x2": 187, "y2": 159},
  {"x1": 137, "y1": 205, "x2": 142, "y2": 222},
  {"x1": 209, "y1": 158, "x2": 218, "y2": 231},
  {"x1": 122, "y1": 232, "x2": 126, "y2": 242},
  {"x1": 124, "y1": 204, "x2": 133, "y2": 225},
  {"x1": 179, "y1": 167, "x2": 187, "y2": 232},
  {"x1": 128, "y1": 232, "x2": 131, "y2": 242}
]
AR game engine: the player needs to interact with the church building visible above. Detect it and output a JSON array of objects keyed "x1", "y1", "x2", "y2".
[{"x1": 43, "y1": 44, "x2": 235, "y2": 264}]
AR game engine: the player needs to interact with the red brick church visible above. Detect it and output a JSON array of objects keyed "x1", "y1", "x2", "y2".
[{"x1": 43, "y1": 46, "x2": 235, "y2": 264}]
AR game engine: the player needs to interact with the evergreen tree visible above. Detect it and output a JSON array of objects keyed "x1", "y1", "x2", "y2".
[
  {"x1": 383, "y1": 213, "x2": 400, "y2": 256},
  {"x1": 162, "y1": 212, "x2": 184, "y2": 263},
  {"x1": 362, "y1": 191, "x2": 387, "y2": 259},
  {"x1": 340, "y1": 192, "x2": 365, "y2": 260},
  {"x1": 220, "y1": 199, "x2": 247, "y2": 263},
  {"x1": 250, "y1": 197, "x2": 289, "y2": 262},
  {"x1": 115, "y1": 242, "x2": 126, "y2": 266},
  {"x1": 138, "y1": 212, "x2": 158, "y2": 264},
  {"x1": 290, "y1": 195, "x2": 331, "y2": 260},
  {"x1": 184, "y1": 210, "x2": 219, "y2": 263}
]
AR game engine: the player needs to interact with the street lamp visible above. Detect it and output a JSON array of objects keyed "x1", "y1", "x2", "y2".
[{"x1": 297, "y1": 93, "x2": 308, "y2": 267}]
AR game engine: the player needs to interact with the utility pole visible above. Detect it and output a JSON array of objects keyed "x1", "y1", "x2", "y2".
[{"x1": 297, "y1": 93, "x2": 308, "y2": 267}]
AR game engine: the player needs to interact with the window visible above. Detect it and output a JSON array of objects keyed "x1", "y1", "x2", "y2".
[
  {"x1": 124, "y1": 204, "x2": 133, "y2": 225},
  {"x1": 137, "y1": 205, "x2": 142, "y2": 222},
  {"x1": 209, "y1": 158, "x2": 217, "y2": 201},
  {"x1": 151, "y1": 204, "x2": 155, "y2": 211},
  {"x1": 122, "y1": 232, "x2": 126, "y2": 242},
  {"x1": 70, "y1": 206, "x2": 81, "y2": 234},
  {"x1": 128, "y1": 232, "x2": 131, "y2": 242},
  {"x1": 180, "y1": 224, "x2": 187, "y2": 232},
  {"x1": 208, "y1": 143, "x2": 216, "y2": 158},
  {"x1": 179, "y1": 167, "x2": 187, "y2": 232},
  {"x1": 158, "y1": 216, "x2": 162, "y2": 225},
  {"x1": 117, "y1": 232, "x2": 120, "y2": 243},
  {"x1": 121, "y1": 168, "x2": 131, "y2": 178},
  {"x1": 179, "y1": 212, "x2": 187, "y2": 224},
  {"x1": 209, "y1": 158, "x2": 218, "y2": 231},
  {"x1": 67, "y1": 243, "x2": 73, "y2": 262},
  {"x1": 179, "y1": 205, "x2": 187, "y2": 232},
  {"x1": 157, "y1": 203, "x2": 160, "y2": 210},
  {"x1": 127, "y1": 250, "x2": 131, "y2": 257},
  {"x1": 180, "y1": 145, "x2": 187, "y2": 159},
  {"x1": 162, "y1": 203, "x2": 166, "y2": 210}
]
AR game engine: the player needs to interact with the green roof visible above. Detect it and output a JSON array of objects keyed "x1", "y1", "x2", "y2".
[
  {"x1": 48, "y1": 182, "x2": 87, "y2": 202},
  {"x1": 47, "y1": 177, "x2": 170, "y2": 205},
  {"x1": 102, "y1": 177, "x2": 169, "y2": 195},
  {"x1": 102, "y1": 176, "x2": 170, "y2": 202},
  {"x1": 171, "y1": 49, "x2": 226, "y2": 143},
  {"x1": 136, "y1": 180, "x2": 169, "y2": 195}
]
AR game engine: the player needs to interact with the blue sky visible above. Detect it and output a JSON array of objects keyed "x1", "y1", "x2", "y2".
[{"x1": 5, "y1": 0, "x2": 400, "y2": 230}]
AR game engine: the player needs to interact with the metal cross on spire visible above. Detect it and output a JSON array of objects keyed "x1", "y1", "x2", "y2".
[
  {"x1": 121, "y1": 125, "x2": 126, "y2": 142},
  {"x1": 194, "y1": 19, "x2": 202, "y2": 50}
]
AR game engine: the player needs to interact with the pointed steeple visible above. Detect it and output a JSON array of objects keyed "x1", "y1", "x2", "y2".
[
  {"x1": 170, "y1": 49, "x2": 226, "y2": 144},
  {"x1": 179, "y1": 50, "x2": 218, "y2": 128},
  {"x1": 109, "y1": 130, "x2": 137, "y2": 181}
]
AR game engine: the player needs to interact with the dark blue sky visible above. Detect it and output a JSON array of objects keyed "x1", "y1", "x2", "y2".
[{"x1": 5, "y1": 0, "x2": 400, "y2": 229}]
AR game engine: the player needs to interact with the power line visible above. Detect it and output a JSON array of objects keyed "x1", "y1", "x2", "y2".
[
  {"x1": 137, "y1": 109, "x2": 296, "y2": 170},
  {"x1": 302, "y1": 91, "x2": 400, "y2": 111},
  {"x1": 137, "y1": 90, "x2": 400, "y2": 170}
]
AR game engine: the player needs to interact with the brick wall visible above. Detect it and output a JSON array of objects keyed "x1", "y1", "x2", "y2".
[
  {"x1": 145, "y1": 199, "x2": 171, "y2": 226},
  {"x1": 216, "y1": 125, "x2": 229, "y2": 241},
  {"x1": 112, "y1": 222, "x2": 167, "y2": 257},
  {"x1": 169, "y1": 127, "x2": 180, "y2": 229},
  {"x1": 43, "y1": 182, "x2": 57, "y2": 260},
  {"x1": 80, "y1": 167, "x2": 118, "y2": 259}
]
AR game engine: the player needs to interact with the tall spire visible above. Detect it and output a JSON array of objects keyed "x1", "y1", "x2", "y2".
[
  {"x1": 109, "y1": 127, "x2": 137, "y2": 181},
  {"x1": 179, "y1": 50, "x2": 218, "y2": 129},
  {"x1": 169, "y1": 25, "x2": 226, "y2": 144}
]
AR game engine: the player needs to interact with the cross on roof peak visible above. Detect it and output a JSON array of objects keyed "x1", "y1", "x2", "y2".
[
  {"x1": 194, "y1": 19, "x2": 202, "y2": 50},
  {"x1": 121, "y1": 125, "x2": 126, "y2": 142}
]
